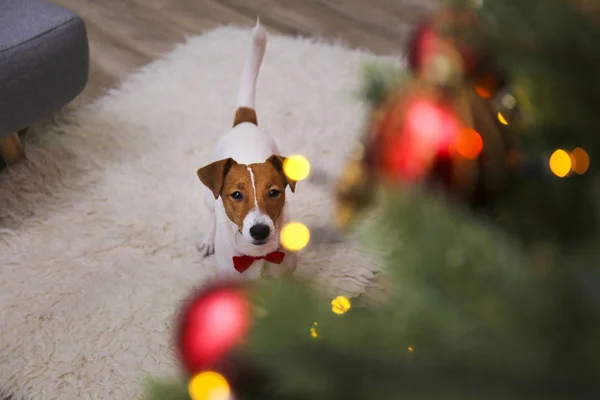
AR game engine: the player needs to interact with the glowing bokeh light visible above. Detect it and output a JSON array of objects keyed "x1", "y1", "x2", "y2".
[
  {"x1": 497, "y1": 112, "x2": 508, "y2": 125},
  {"x1": 331, "y1": 295, "x2": 351, "y2": 315},
  {"x1": 549, "y1": 149, "x2": 572, "y2": 178},
  {"x1": 178, "y1": 287, "x2": 250, "y2": 374},
  {"x1": 475, "y1": 76, "x2": 496, "y2": 99},
  {"x1": 451, "y1": 128, "x2": 483, "y2": 160},
  {"x1": 407, "y1": 101, "x2": 444, "y2": 141},
  {"x1": 188, "y1": 371, "x2": 230, "y2": 400},
  {"x1": 310, "y1": 322, "x2": 319, "y2": 339},
  {"x1": 475, "y1": 85, "x2": 492, "y2": 99},
  {"x1": 570, "y1": 147, "x2": 590, "y2": 175},
  {"x1": 280, "y1": 222, "x2": 310, "y2": 251},
  {"x1": 501, "y1": 94, "x2": 516, "y2": 110},
  {"x1": 408, "y1": 347, "x2": 414, "y2": 352},
  {"x1": 405, "y1": 100, "x2": 461, "y2": 152},
  {"x1": 384, "y1": 99, "x2": 462, "y2": 181},
  {"x1": 283, "y1": 155, "x2": 311, "y2": 182}
]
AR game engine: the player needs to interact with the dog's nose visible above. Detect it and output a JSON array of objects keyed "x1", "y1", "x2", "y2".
[{"x1": 250, "y1": 224, "x2": 270, "y2": 242}]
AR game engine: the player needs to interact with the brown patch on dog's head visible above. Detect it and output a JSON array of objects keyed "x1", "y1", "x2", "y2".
[
  {"x1": 197, "y1": 158, "x2": 238, "y2": 199},
  {"x1": 220, "y1": 163, "x2": 258, "y2": 232},
  {"x1": 197, "y1": 155, "x2": 298, "y2": 234},
  {"x1": 197, "y1": 159, "x2": 254, "y2": 231},
  {"x1": 248, "y1": 155, "x2": 298, "y2": 224}
]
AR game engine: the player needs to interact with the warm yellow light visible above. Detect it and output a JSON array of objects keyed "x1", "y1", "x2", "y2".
[
  {"x1": 570, "y1": 147, "x2": 590, "y2": 175},
  {"x1": 283, "y1": 155, "x2": 311, "y2": 182},
  {"x1": 475, "y1": 85, "x2": 492, "y2": 99},
  {"x1": 310, "y1": 322, "x2": 319, "y2": 339},
  {"x1": 408, "y1": 347, "x2": 414, "y2": 352},
  {"x1": 188, "y1": 371, "x2": 230, "y2": 400},
  {"x1": 451, "y1": 128, "x2": 483, "y2": 160},
  {"x1": 331, "y1": 295, "x2": 351, "y2": 315},
  {"x1": 549, "y1": 149, "x2": 572, "y2": 178},
  {"x1": 497, "y1": 112, "x2": 508, "y2": 125},
  {"x1": 280, "y1": 222, "x2": 310, "y2": 251}
]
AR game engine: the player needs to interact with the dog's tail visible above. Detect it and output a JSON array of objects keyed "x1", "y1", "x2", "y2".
[{"x1": 233, "y1": 18, "x2": 267, "y2": 127}]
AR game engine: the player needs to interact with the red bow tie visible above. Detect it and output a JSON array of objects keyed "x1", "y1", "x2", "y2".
[{"x1": 232, "y1": 251, "x2": 285, "y2": 273}]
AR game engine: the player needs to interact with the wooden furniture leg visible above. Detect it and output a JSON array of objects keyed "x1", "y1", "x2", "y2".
[{"x1": 0, "y1": 132, "x2": 25, "y2": 165}]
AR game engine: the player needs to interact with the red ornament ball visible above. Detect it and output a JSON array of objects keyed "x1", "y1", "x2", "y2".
[
  {"x1": 176, "y1": 284, "x2": 251, "y2": 375},
  {"x1": 378, "y1": 98, "x2": 463, "y2": 182}
]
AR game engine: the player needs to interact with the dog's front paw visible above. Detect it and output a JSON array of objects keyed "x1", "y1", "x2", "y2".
[{"x1": 196, "y1": 239, "x2": 215, "y2": 258}]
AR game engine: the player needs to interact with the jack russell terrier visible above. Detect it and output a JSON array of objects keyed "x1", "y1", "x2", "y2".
[{"x1": 196, "y1": 20, "x2": 298, "y2": 281}]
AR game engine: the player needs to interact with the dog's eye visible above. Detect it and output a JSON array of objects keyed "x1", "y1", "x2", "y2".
[
  {"x1": 268, "y1": 189, "x2": 280, "y2": 198},
  {"x1": 231, "y1": 191, "x2": 243, "y2": 200}
]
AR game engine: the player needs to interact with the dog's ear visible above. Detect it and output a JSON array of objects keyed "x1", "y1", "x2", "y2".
[
  {"x1": 197, "y1": 158, "x2": 238, "y2": 199},
  {"x1": 266, "y1": 155, "x2": 296, "y2": 193}
]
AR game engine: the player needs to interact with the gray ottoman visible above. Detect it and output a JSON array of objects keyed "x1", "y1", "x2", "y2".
[{"x1": 0, "y1": 0, "x2": 89, "y2": 165}]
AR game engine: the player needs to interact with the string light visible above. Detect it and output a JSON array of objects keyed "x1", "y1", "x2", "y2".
[
  {"x1": 310, "y1": 322, "x2": 319, "y2": 339},
  {"x1": 549, "y1": 149, "x2": 571, "y2": 178},
  {"x1": 451, "y1": 128, "x2": 483, "y2": 160},
  {"x1": 283, "y1": 155, "x2": 311, "y2": 182},
  {"x1": 475, "y1": 76, "x2": 495, "y2": 99},
  {"x1": 383, "y1": 99, "x2": 461, "y2": 181},
  {"x1": 501, "y1": 94, "x2": 516, "y2": 109},
  {"x1": 331, "y1": 295, "x2": 351, "y2": 315},
  {"x1": 570, "y1": 147, "x2": 590, "y2": 175},
  {"x1": 475, "y1": 85, "x2": 492, "y2": 99},
  {"x1": 497, "y1": 112, "x2": 508, "y2": 125},
  {"x1": 188, "y1": 371, "x2": 230, "y2": 400},
  {"x1": 280, "y1": 222, "x2": 310, "y2": 251}
]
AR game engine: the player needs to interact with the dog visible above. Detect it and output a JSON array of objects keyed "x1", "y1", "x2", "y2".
[{"x1": 196, "y1": 20, "x2": 298, "y2": 281}]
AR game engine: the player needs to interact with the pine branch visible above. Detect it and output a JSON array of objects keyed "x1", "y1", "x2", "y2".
[
  {"x1": 357, "y1": 62, "x2": 407, "y2": 109},
  {"x1": 144, "y1": 379, "x2": 189, "y2": 400}
]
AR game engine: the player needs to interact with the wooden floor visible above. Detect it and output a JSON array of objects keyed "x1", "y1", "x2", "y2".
[{"x1": 47, "y1": 0, "x2": 438, "y2": 103}]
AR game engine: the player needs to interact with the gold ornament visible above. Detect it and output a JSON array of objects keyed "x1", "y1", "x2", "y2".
[{"x1": 333, "y1": 142, "x2": 374, "y2": 229}]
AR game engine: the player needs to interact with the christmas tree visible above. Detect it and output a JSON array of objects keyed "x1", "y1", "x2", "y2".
[{"x1": 145, "y1": 0, "x2": 600, "y2": 398}]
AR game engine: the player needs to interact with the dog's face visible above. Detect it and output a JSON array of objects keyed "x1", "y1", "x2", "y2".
[{"x1": 198, "y1": 155, "x2": 296, "y2": 251}]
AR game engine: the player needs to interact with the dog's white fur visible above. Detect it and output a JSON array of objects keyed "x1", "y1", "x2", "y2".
[{"x1": 198, "y1": 20, "x2": 297, "y2": 281}]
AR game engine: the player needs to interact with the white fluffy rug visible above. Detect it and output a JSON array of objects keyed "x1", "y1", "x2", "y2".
[{"x1": 0, "y1": 27, "x2": 394, "y2": 400}]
